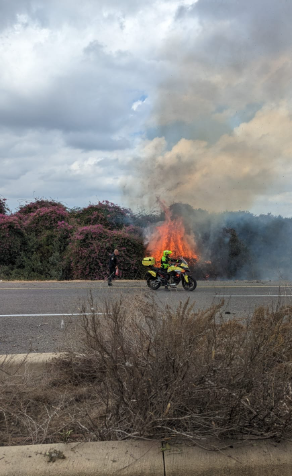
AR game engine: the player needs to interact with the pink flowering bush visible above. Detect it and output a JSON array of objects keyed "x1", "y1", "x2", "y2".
[
  {"x1": 68, "y1": 225, "x2": 145, "y2": 280},
  {"x1": 123, "y1": 225, "x2": 143, "y2": 238},
  {"x1": 0, "y1": 198, "x2": 9, "y2": 215},
  {"x1": 0, "y1": 198, "x2": 145, "y2": 280},
  {"x1": 72, "y1": 201, "x2": 133, "y2": 230},
  {"x1": 17, "y1": 199, "x2": 67, "y2": 216},
  {"x1": 0, "y1": 215, "x2": 26, "y2": 266},
  {"x1": 25, "y1": 206, "x2": 70, "y2": 234}
]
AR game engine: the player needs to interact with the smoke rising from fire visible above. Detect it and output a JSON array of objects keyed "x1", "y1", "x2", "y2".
[
  {"x1": 168, "y1": 203, "x2": 292, "y2": 280},
  {"x1": 124, "y1": 0, "x2": 292, "y2": 216},
  {"x1": 126, "y1": 105, "x2": 292, "y2": 215},
  {"x1": 122, "y1": 0, "x2": 292, "y2": 279}
]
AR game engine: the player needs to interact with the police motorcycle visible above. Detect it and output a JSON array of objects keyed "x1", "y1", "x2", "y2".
[{"x1": 142, "y1": 257, "x2": 197, "y2": 291}]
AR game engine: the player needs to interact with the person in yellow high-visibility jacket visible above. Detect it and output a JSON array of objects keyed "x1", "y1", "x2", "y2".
[
  {"x1": 161, "y1": 250, "x2": 172, "y2": 290},
  {"x1": 161, "y1": 250, "x2": 172, "y2": 269}
]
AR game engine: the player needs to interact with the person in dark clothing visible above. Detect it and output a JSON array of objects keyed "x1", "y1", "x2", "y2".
[{"x1": 108, "y1": 249, "x2": 119, "y2": 286}]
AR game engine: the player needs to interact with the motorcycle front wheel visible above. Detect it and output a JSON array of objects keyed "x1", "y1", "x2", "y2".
[
  {"x1": 182, "y1": 276, "x2": 197, "y2": 291},
  {"x1": 147, "y1": 277, "x2": 161, "y2": 290}
]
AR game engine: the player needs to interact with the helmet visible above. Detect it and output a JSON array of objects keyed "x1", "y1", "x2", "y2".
[{"x1": 163, "y1": 250, "x2": 172, "y2": 256}]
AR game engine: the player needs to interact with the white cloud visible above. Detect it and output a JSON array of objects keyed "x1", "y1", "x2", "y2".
[{"x1": 0, "y1": 0, "x2": 291, "y2": 216}]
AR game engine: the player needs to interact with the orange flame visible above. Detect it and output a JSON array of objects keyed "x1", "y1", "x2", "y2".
[{"x1": 146, "y1": 199, "x2": 198, "y2": 263}]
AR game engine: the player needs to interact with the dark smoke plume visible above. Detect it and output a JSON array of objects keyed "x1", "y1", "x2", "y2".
[{"x1": 170, "y1": 203, "x2": 292, "y2": 280}]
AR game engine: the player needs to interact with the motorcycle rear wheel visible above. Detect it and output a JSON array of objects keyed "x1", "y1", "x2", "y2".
[
  {"x1": 147, "y1": 277, "x2": 161, "y2": 290},
  {"x1": 182, "y1": 276, "x2": 197, "y2": 291}
]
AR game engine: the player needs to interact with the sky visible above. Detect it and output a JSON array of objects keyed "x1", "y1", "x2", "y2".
[{"x1": 1, "y1": 0, "x2": 292, "y2": 216}]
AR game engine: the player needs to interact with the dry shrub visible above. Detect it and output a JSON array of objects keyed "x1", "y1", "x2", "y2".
[
  {"x1": 56, "y1": 298, "x2": 292, "y2": 443},
  {"x1": 1, "y1": 298, "x2": 292, "y2": 446}
]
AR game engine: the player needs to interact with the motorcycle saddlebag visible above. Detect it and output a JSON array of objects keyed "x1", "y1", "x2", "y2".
[{"x1": 142, "y1": 257, "x2": 155, "y2": 266}]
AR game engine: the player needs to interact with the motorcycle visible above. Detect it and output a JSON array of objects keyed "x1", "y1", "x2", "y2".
[{"x1": 142, "y1": 257, "x2": 197, "y2": 291}]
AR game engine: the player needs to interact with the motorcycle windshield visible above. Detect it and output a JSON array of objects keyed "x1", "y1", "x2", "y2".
[{"x1": 179, "y1": 258, "x2": 189, "y2": 267}]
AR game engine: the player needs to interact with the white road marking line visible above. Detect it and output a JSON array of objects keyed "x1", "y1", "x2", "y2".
[
  {"x1": 0, "y1": 312, "x2": 104, "y2": 317},
  {"x1": 0, "y1": 285, "x2": 291, "y2": 290},
  {"x1": 214, "y1": 295, "x2": 292, "y2": 298}
]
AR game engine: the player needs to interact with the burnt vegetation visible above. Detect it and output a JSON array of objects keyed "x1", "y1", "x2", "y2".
[{"x1": 2, "y1": 297, "x2": 292, "y2": 446}]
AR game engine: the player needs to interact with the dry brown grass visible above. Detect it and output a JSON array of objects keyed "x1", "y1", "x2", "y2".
[{"x1": 1, "y1": 296, "x2": 292, "y2": 447}]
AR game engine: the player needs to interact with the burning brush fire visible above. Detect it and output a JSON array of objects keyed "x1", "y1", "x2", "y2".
[{"x1": 146, "y1": 199, "x2": 198, "y2": 264}]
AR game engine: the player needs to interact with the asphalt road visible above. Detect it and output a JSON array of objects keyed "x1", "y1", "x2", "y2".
[{"x1": 1, "y1": 279, "x2": 292, "y2": 354}]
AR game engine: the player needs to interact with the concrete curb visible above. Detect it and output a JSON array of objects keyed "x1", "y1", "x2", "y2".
[
  {"x1": 0, "y1": 441, "x2": 163, "y2": 476},
  {"x1": 1, "y1": 440, "x2": 292, "y2": 476},
  {"x1": 163, "y1": 440, "x2": 292, "y2": 475},
  {"x1": 0, "y1": 353, "x2": 64, "y2": 379}
]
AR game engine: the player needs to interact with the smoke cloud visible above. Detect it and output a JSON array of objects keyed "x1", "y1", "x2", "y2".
[
  {"x1": 124, "y1": 0, "x2": 292, "y2": 216},
  {"x1": 127, "y1": 106, "x2": 292, "y2": 212},
  {"x1": 169, "y1": 203, "x2": 292, "y2": 280}
]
